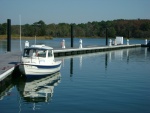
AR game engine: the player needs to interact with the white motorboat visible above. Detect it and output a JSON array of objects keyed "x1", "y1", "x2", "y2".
[{"x1": 19, "y1": 44, "x2": 61, "y2": 77}]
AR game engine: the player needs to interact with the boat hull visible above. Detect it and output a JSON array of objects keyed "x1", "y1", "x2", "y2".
[{"x1": 19, "y1": 61, "x2": 61, "y2": 77}]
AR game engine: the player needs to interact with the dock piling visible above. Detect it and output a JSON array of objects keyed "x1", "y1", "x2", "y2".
[
  {"x1": 127, "y1": 39, "x2": 129, "y2": 45},
  {"x1": 79, "y1": 39, "x2": 82, "y2": 48},
  {"x1": 109, "y1": 39, "x2": 112, "y2": 46},
  {"x1": 145, "y1": 39, "x2": 147, "y2": 45},
  {"x1": 71, "y1": 25, "x2": 74, "y2": 48},
  {"x1": 7, "y1": 19, "x2": 11, "y2": 52},
  {"x1": 25, "y1": 41, "x2": 29, "y2": 48},
  {"x1": 61, "y1": 39, "x2": 66, "y2": 48},
  {"x1": 106, "y1": 28, "x2": 108, "y2": 46}
]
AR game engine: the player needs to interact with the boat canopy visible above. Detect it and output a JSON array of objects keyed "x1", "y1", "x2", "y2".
[
  {"x1": 23, "y1": 45, "x2": 53, "y2": 57},
  {"x1": 30, "y1": 45, "x2": 53, "y2": 50}
]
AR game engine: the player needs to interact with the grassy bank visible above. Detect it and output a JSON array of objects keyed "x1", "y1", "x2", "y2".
[{"x1": 0, "y1": 35, "x2": 53, "y2": 40}]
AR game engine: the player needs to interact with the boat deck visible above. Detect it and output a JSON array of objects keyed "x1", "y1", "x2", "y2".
[{"x1": 0, "y1": 44, "x2": 141, "y2": 81}]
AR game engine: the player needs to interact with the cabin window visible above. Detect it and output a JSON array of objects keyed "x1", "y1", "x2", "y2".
[
  {"x1": 24, "y1": 49, "x2": 29, "y2": 57},
  {"x1": 37, "y1": 50, "x2": 46, "y2": 57},
  {"x1": 23, "y1": 49, "x2": 46, "y2": 57},
  {"x1": 23, "y1": 49, "x2": 37, "y2": 57},
  {"x1": 48, "y1": 50, "x2": 53, "y2": 57}
]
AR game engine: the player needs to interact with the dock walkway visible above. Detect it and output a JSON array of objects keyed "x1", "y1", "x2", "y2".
[
  {"x1": 54, "y1": 44, "x2": 141, "y2": 57},
  {"x1": 0, "y1": 44, "x2": 141, "y2": 81},
  {"x1": 0, "y1": 51, "x2": 21, "y2": 81}
]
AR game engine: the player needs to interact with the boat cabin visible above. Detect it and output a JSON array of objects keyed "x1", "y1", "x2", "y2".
[{"x1": 22, "y1": 45, "x2": 55, "y2": 64}]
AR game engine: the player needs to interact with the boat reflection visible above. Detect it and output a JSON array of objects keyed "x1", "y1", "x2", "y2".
[
  {"x1": 16, "y1": 72, "x2": 61, "y2": 102},
  {"x1": 70, "y1": 58, "x2": 73, "y2": 77}
]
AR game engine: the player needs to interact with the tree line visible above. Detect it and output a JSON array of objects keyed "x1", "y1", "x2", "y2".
[{"x1": 0, "y1": 19, "x2": 150, "y2": 38}]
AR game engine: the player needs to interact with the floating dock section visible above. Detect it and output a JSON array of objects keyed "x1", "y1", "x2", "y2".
[{"x1": 54, "y1": 44, "x2": 141, "y2": 57}]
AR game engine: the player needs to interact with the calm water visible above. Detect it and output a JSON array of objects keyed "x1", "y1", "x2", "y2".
[{"x1": 0, "y1": 39, "x2": 150, "y2": 113}]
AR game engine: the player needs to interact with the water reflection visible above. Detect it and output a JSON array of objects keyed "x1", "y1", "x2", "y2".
[
  {"x1": 16, "y1": 72, "x2": 61, "y2": 102},
  {"x1": 61, "y1": 47, "x2": 149, "y2": 77},
  {"x1": 0, "y1": 47, "x2": 150, "y2": 113},
  {"x1": 65, "y1": 49, "x2": 129, "y2": 73},
  {"x1": 145, "y1": 47, "x2": 147, "y2": 58},
  {"x1": 79, "y1": 55, "x2": 82, "y2": 69},
  {"x1": 148, "y1": 47, "x2": 150, "y2": 52},
  {"x1": 105, "y1": 53, "x2": 108, "y2": 70},
  {"x1": 0, "y1": 75, "x2": 13, "y2": 100},
  {"x1": 70, "y1": 58, "x2": 73, "y2": 77}
]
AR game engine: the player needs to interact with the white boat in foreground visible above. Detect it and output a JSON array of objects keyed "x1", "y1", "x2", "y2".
[{"x1": 19, "y1": 44, "x2": 61, "y2": 77}]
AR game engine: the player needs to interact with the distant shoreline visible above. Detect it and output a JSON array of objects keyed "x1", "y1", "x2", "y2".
[
  {"x1": 0, "y1": 35, "x2": 149, "y2": 40},
  {"x1": 0, "y1": 35, "x2": 53, "y2": 40}
]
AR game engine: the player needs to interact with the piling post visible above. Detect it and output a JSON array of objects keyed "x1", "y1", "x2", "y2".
[
  {"x1": 71, "y1": 24, "x2": 74, "y2": 48},
  {"x1": 25, "y1": 41, "x2": 29, "y2": 48},
  {"x1": 79, "y1": 39, "x2": 82, "y2": 48},
  {"x1": 106, "y1": 28, "x2": 108, "y2": 46},
  {"x1": 109, "y1": 39, "x2": 112, "y2": 46},
  {"x1": 127, "y1": 39, "x2": 129, "y2": 45},
  {"x1": 145, "y1": 39, "x2": 147, "y2": 45},
  {"x1": 61, "y1": 39, "x2": 65, "y2": 48},
  {"x1": 7, "y1": 19, "x2": 11, "y2": 52}
]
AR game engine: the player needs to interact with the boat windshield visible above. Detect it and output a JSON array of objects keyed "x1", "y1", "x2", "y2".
[
  {"x1": 48, "y1": 50, "x2": 53, "y2": 57},
  {"x1": 23, "y1": 49, "x2": 47, "y2": 58}
]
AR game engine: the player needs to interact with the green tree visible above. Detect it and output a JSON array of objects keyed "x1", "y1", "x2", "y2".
[
  {"x1": 0, "y1": 23, "x2": 7, "y2": 35},
  {"x1": 108, "y1": 27, "x2": 116, "y2": 37},
  {"x1": 33, "y1": 20, "x2": 46, "y2": 36},
  {"x1": 22, "y1": 24, "x2": 34, "y2": 36}
]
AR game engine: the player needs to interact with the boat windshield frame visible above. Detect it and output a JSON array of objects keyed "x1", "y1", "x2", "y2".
[{"x1": 23, "y1": 48, "x2": 53, "y2": 58}]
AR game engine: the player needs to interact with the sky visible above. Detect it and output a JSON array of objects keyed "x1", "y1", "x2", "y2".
[{"x1": 0, "y1": 0, "x2": 150, "y2": 25}]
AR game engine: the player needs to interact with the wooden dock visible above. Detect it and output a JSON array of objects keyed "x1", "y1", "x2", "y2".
[
  {"x1": 0, "y1": 51, "x2": 21, "y2": 81},
  {"x1": 54, "y1": 44, "x2": 141, "y2": 57},
  {"x1": 0, "y1": 44, "x2": 141, "y2": 81}
]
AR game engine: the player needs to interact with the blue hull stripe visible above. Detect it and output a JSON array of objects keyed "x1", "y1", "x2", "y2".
[
  {"x1": 35, "y1": 64, "x2": 61, "y2": 69},
  {"x1": 23, "y1": 63, "x2": 61, "y2": 69}
]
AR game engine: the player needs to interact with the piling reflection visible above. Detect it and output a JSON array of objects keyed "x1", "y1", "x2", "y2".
[
  {"x1": 126, "y1": 49, "x2": 129, "y2": 63},
  {"x1": 148, "y1": 47, "x2": 150, "y2": 52},
  {"x1": 70, "y1": 58, "x2": 73, "y2": 77},
  {"x1": 145, "y1": 47, "x2": 147, "y2": 58},
  {"x1": 79, "y1": 55, "x2": 82, "y2": 69},
  {"x1": 63, "y1": 48, "x2": 137, "y2": 74},
  {"x1": 114, "y1": 50, "x2": 123, "y2": 60},
  {"x1": 105, "y1": 53, "x2": 108, "y2": 70},
  {"x1": 16, "y1": 72, "x2": 61, "y2": 102},
  {"x1": 65, "y1": 49, "x2": 132, "y2": 74},
  {"x1": 60, "y1": 47, "x2": 148, "y2": 78}
]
